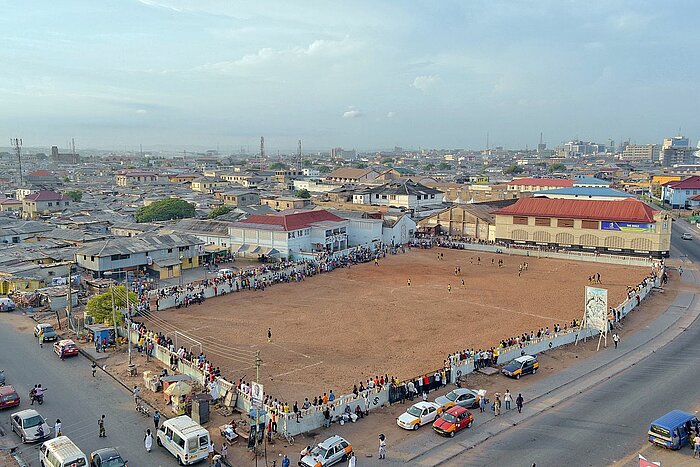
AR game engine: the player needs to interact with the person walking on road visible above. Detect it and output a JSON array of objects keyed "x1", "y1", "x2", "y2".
[
  {"x1": 612, "y1": 333, "x2": 620, "y2": 349},
  {"x1": 516, "y1": 393, "x2": 524, "y2": 413},
  {"x1": 693, "y1": 433, "x2": 700, "y2": 458},
  {"x1": 479, "y1": 394, "x2": 486, "y2": 413},
  {"x1": 54, "y1": 419, "x2": 61, "y2": 438},
  {"x1": 267, "y1": 328, "x2": 272, "y2": 343},
  {"x1": 378, "y1": 433, "x2": 387, "y2": 460},
  {"x1": 91, "y1": 361, "x2": 97, "y2": 377},
  {"x1": 504, "y1": 390, "x2": 512, "y2": 411},
  {"x1": 133, "y1": 385, "x2": 140, "y2": 405},
  {"x1": 38, "y1": 329, "x2": 44, "y2": 348},
  {"x1": 282, "y1": 454, "x2": 290, "y2": 467},
  {"x1": 144, "y1": 429, "x2": 153, "y2": 452},
  {"x1": 98, "y1": 415, "x2": 106, "y2": 437},
  {"x1": 153, "y1": 410, "x2": 161, "y2": 430},
  {"x1": 494, "y1": 394, "x2": 502, "y2": 416},
  {"x1": 348, "y1": 451, "x2": 356, "y2": 467}
]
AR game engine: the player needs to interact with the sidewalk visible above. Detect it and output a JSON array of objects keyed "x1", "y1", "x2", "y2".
[{"x1": 382, "y1": 281, "x2": 699, "y2": 465}]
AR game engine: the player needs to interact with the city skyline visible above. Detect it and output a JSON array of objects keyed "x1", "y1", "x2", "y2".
[{"x1": 1, "y1": 0, "x2": 699, "y2": 150}]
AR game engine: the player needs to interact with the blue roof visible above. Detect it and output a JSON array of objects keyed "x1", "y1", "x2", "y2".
[
  {"x1": 573, "y1": 176, "x2": 611, "y2": 186},
  {"x1": 651, "y1": 410, "x2": 696, "y2": 428},
  {"x1": 533, "y1": 187, "x2": 631, "y2": 198}
]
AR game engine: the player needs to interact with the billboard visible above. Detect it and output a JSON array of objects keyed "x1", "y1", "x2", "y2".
[
  {"x1": 584, "y1": 286, "x2": 608, "y2": 332},
  {"x1": 251, "y1": 382, "x2": 264, "y2": 408},
  {"x1": 601, "y1": 221, "x2": 655, "y2": 232}
]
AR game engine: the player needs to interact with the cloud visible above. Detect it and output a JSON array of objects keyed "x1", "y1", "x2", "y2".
[
  {"x1": 135, "y1": 109, "x2": 148, "y2": 114},
  {"x1": 411, "y1": 75, "x2": 440, "y2": 92},
  {"x1": 342, "y1": 110, "x2": 364, "y2": 119},
  {"x1": 386, "y1": 111, "x2": 396, "y2": 118},
  {"x1": 610, "y1": 12, "x2": 653, "y2": 31}
]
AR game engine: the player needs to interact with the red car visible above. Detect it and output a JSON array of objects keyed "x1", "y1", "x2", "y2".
[
  {"x1": 53, "y1": 339, "x2": 79, "y2": 358},
  {"x1": 433, "y1": 405, "x2": 474, "y2": 437},
  {"x1": 0, "y1": 385, "x2": 21, "y2": 410}
]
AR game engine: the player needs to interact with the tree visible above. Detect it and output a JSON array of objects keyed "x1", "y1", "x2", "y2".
[
  {"x1": 438, "y1": 162, "x2": 451, "y2": 170},
  {"x1": 208, "y1": 206, "x2": 232, "y2": 218},
  {"x1": 135, "y1": 198, "x2": 195, "y2": 223},
  {"x1": 424, "y1": 163, "x2": 435, "y2": 171},
  {"x1": 294, "y1": 189, "x2": 311, "y2": 199},
  {"x1": 63, "y1": 177, "x2": 70, "y2": 183},
  {"x1": 269, "y1": 162, "x2": 288, "y2": 170},
  {"x1": 303, "y1": 160, "x2": 313, "y2": 168},
  {"x1": 65, "y1": 190, "x2": 82, "y2": 202},
  {"x1": 548, "y1": 163, "x2": 567, "y2": 173},
  {"x1": 86, "y1": 286, "x2": 138, "y2": 326},
  {"x1": 353, "y1": 163, "x2": 367, "y2": 169},
  {"x1": 504, "y1": 164, "x2": 525, "y2": 175},
  {"x1": 318, "y1": 166, "x2": 332, "y2": 173},
  {"x1": 381, "y1": 157, "x2": 394, "y2": 164}
]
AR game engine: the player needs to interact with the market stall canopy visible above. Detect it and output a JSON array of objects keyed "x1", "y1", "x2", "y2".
[{"x1": 164, "y1": 381, "x2": 192, "y2": 397}]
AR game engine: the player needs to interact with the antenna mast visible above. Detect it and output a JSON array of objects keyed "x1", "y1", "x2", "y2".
[
  {"x1": 260, "y1": 136, "x2": 265, "y2": 171},
  {"x1": 297, "y1": 139, "x2": 302, "y2": 171},
  {"x1": 11, "y1": 138, "x2": 23, "y2": 186}
]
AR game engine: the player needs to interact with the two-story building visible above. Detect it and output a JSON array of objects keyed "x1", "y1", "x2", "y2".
[
  {"x1": 661, "y1": 175, "x2": 700, "y2": 209},
  {"x1": 353, "y1": 181, "x2": 443, "y2": 211},
  {"x1": 168, "y1": 173, "x2": 200, "y2": 184},
  {"x1": 261, "y1": 196, "x2": 312, "y2": 211},
  {"x1": 326, "y1": 168, "x2": 379, "y2": 184},
  {"x1": 220, "y1": 189, "x2": 261, "y2": 207},
  {"x1": 22, "y1": 191, "x2": 71, "y2": 219},
  {"x1": 191, "y1": 177, "x2": 229, "y2": 192},
  {"x1": 115, "y1": 171, "x2": 159, "y2": 187},
  {"x1": 506, "y1": 177, "x2": 574, "y2": 193},
  {"x1": 229, "y1": 210, "x2": 348, "y2": 259},
  {"x1": 494, "y1": 197, "x2": 671, "y2": 257},
  {"x1": 75, "y1": 233, "x2": 204, "y2": 279}
]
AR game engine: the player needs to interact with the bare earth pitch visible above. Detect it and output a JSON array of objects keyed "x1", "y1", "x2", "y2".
[{"x1": 142, "y1": 248, "x2": 648, "y2": 402}]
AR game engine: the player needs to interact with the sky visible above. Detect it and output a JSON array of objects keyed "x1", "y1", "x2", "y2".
[{"x1": 1, "y1": 0, "x2": 699, "y2": 152}]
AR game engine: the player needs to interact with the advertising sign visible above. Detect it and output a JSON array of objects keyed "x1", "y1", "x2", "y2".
[
  {"x1": 584, "y1": 286, "x2": 608, "y2": 332},
  {"x1": 251, "y1": 382, "x2": 264, "y2": 408},
  {"x1": 601, "y1": 221, "x2": 655, "y2": 232}
]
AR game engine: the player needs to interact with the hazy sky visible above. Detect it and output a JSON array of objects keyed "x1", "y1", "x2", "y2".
[{"x1": 1, "y1": 0, "x2": 699, "y2": 152}]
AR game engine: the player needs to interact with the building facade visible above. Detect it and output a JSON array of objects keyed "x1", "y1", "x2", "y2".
[
  {"x1": 506, "y1": 178, "x2": 574, "y2": 193},
  {"x1": 620, "y1": 144, "x2": 659, "y2": 163},
  {"x1": 661, "y1": 175, "x2": 700, "y2": 208},
  {"x1": 116, "y1": 171, "x2": 159, "y2": 187},
  {"x1": 22, "y1": 191, "x2": 71, "y2": 219}
]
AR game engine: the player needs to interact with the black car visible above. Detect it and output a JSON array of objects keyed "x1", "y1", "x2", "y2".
[{"x1": 90, "y1": 448, "x2": 128, "y2": 467}]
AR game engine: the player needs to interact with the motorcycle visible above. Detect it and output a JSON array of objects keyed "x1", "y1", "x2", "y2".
[
  {"x1": 135, "y1": 401, "x2": 150, "y2": 417},
  {"x1": 30, "y1": 390, "x2": 45, "y2": 405}
]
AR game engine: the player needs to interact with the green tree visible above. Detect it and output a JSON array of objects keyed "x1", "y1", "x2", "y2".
[
  {"x1": 353, "y1": 163, "x2": 367, "y2": 169},
  {"x1": 294, "y1": 189, "x2": 311, "y2": 199},
  {"x1": 504, "y1": 164, "x2": 525, "y2": 175},
  {"x1": 438, "y1": 162, "x2": 451, "y2": 170},
  {"x1": 63, "y1": 176, "x2": 70, "y2": 183},
  {"x1": 318, "y1": 166, "x2": 332, "y2": 173},
  {"x1": 548, "y1": 163, "x2": 567, "y2": 173},
  {"x1": 65, "y1": 190, "x2": 82, "y2": 202},
  {"x1": 86, "y1": 286, "x2": 138, "y2": 326},
  {"x1": 269, "y1": 162, "x2": 288, "y2": 170},
  {"x1": 135, "y1": 198, "x2": 195, "y2": 223},
  {"x1": 303, "y1": 160, "x2": 313, "y2": 168},
  {"x1": 208, "y1": 206, "x2": 232, "y2": 218},
  {"x1": 424, "y1": 163, "x2": 435, "y2": 171},
  {"x1": 381, "y1": 157, "x2": 394, "y2": 164}
]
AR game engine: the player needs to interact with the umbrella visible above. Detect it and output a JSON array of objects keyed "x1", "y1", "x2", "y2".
[{"x1": 164, "y1": 381, "x2": 192, "y2": 397}]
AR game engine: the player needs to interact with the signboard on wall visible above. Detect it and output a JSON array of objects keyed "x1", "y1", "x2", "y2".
[
  {"x1": 584, "y1": 286, "x2": 608, "y2": 332},
  {"x1": 251, "y1": 382, "x2": 264, "y2": 408},
  {"x1": 601, "y1": 221, "x2": 655, "y2": 232}
]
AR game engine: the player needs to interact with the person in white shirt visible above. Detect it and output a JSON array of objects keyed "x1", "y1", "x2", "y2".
[
  {"x1": 348, "y1": 451, "x2": 356, "y2": 466},
  {"x1": 54, "y1": 419, "x2": 61, "y2": 438}
]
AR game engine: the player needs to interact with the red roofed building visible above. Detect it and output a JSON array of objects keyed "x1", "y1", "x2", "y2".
[
  {"x1": 229, "y1": 209, "x2": 349, "y2": 259},
  {"x1": 661, "y1": 175, "x2": 700, "y2": 209},
  {"x1": 22, "y1": 190, "x2": 71, "y2": 219},
  {"x1": 506, "y1": 177, "x2": 574, "y2": 193},
  {"x1": 494, "y1": 197, "x2": 671, "y2": 257}
]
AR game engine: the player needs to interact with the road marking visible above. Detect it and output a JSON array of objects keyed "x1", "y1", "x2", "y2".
[
  {"x1": 269, "y1": 342, "x2": 313, "y2": 359},
  {"x1": 272, "y1": 361, "x2": 323, "y2": 378}
]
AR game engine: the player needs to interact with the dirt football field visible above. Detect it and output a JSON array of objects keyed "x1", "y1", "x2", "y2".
[{"x1": 143, "y1": 248, "x2": 649, "y2": 402}]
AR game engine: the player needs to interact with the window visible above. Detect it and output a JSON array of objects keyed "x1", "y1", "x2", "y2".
[
  {"x1": 431, "y1": 194, "x2": 435, "y2": 199},
  {"x1": 557, "y1": 218, "x2": 574, "y2": 228},
  {"x1": 172, "y1": 432, "x2": 185, "y2": 449},
  {"x1": 375, "y1": 194, "x2": 379, "y2": 199},
  {"x1": 513, "y1": 216, "x2": 528, "y2": 225},
  {"x1": 535, "y1": 217, "x2": 551, "y2": 227},
  {"x1": 48, "y1": 202, "x2": 53, "y2": 207},
  {"x1": 110, "y1": 254, "x2": 130, "y2": 261},
  {"x1": 581, "y1": 220, "x2": 599, "y2": 230},
  {"x1": 167, "y1": 248, "x2": 173, "y2": 253},
  {"x1": 91, "y1": 256, "x2": 94, "y2": 261}
]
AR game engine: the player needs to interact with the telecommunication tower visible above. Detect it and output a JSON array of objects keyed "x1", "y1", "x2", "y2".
[
  {"x1": 10, "y1": 138, "x2": 23, "y2": 186},
  {"x1": 297, "y1": 139, "x2": 303, "y2": 171}
]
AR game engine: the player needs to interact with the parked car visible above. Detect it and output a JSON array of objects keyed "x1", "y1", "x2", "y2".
[
  {"x1": 10, "y1": 409, "x2": 52, "y2": 443},
  {"x1": 396, "y1": 402, "x2": 441, "y2": 430},
  {"x1": 299, "y1": 435, "x2": 353, "y2": 467},
  {"x1": 34, "y1": 323, "x2": 58, "y2": 342},
  {"x1": 54, "y1": 339, "x2": 79, "y2": 358},
  {"x1": 90, "y1": 447, "x2": 128, "y2": 467},
  {"x1": 0, "y1": 385, "x2": 20, "y2": 410},
  {"x1": 0, "y1": 297, "x2": 16, "y2": 312},
  {"x1": 681, "y1": 233, "x2": 693, "y2": 240},
  {"x1": 502, "y1": 355, "x2": 539, "y2": 379},
  {"x1": 432, "y1": 406, "x2": 474, "y2": 437},
  {"x1": 434, "y1": 388, "x2": 481, "y2": 411}
]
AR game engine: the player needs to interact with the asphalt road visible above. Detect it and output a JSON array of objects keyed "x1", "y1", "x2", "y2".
[
  {"x1": 670, "y1": 219, "x2": 700, "y2": 264},
  {"x1": 443, "y1": 231, "x2": 700, "y2": 467},
  {"x1": 0, "y1": 317, "x2": 176, "y2": 466}
]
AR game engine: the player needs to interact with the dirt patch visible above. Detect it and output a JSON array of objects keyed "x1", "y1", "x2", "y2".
[{"x1": 140, "y1": 248, "x2": 649, "y2": 403}]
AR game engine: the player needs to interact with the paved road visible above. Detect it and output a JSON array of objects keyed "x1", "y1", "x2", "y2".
[
  {"x1": 440, "y1": 235, "x2": 700, "y2": 467},
  {"x1": 0, "y1": 317, "x2": 176, "y2": 466},
  {"x1": 670, "y1": 219, "x2": 700, "y2": 263}
]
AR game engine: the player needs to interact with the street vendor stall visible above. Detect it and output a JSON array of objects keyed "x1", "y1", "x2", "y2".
[{"x1": 164, "y1": 381, "x2": 192, "y2": 415}]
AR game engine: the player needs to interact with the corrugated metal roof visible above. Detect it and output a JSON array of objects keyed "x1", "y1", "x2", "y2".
[
  {"x1": 494, "y1": 197, "x2": 658, "y2": 223},
  {"x1": 533, "y1": 187, "x2": 630, "y2": 197},
  {"x1": 238, "y1": 209, "x2": 344, "y2": 231},
  {"x1": 506, "y1": 178, "x2": 574, "y2": 187}
]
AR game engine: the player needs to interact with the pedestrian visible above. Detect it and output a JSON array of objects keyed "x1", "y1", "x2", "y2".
[
  {"x1": 213, "y1": 455, "x2": 222, "y2": 467},
  {"x1": 494, "y1": 394, "x2": 501, "y2": 416},
  {"x1": 282, "y1": 454, "x2": 290, "y2": 467},
  {"x1": 144, "y1": 429, "x2": 153, "y2": 452},
  {"x1": 348, "y1": 451, "x2": 356, "y2": 467},
  {"x1": 38, "y1": 329, "x2": 44, "y2": 348},
  {"x1": 54, "y1": 419, "x2": 62, "y2": 438},
  {"x1": 516, "y1": 393, "x2": 524, "y2": 413},
  {"x1": 596, "y1": 272, "x2": 601, "y2": 283},
  {"x1": 378, "y1": 433, "x2": 387, "y2": 459},
  {"x1": 479, "y1": 394, "x2": 486, "y2": 413},
  {"x1": 153, "y1": 410, "x2": 161, "y2": 430},
  {"x1": 300, "y1": 445, "x2": 311, "y2": 462},
  {"x1": 612, "y1": 333, "x2": 620, "y2": 349},
  {"x1": 323, "y1": 406, "x2": 331, "y2": 428},
  {"x1": 694, "y1": 432, "x2": 700, "y2": 458},
  {"x1": 461, "y1": 278, "x2": 465, "y2": 288},
  {"x1": 208, "y1": 441, "x2": 215, "y2": 465},
  {"x1": 133, "y1": 385, "x2": 140, "y2": 405},
  {"x1": 504, "y1": 390, "x2": 512, "y2": 411},
  {"x1": 91, "y1": 361, "x2": 97, "y2": 377},
  {"x1": 98, "y1": 415, "x2": 106, "y2": 437},
  {"x1": 448, "y1": 284, "x2": 451, "y2": 294},
  {"x1": 267, "y1": 327, "x2": 272, "y2": 343},
  {"x1": 407, "y1": 278, "x2": 411, "y2": 287},
  {"x1": 220, "y1": 443, "x2": 228, "y2": 462}
]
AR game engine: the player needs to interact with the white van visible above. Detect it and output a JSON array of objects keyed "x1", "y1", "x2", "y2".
[
  {"x1": 39, "y1": 436, "x2": 88, "y2": 467},
  {"x1": 157, "y1": 415, "x2": 210, "y2": 465},
  {"x1": 217, "y1": 268, "x2": 233, "y2": 278},
  {"x1": 0, "y1": 297, "x2": 16, "y2": 312}
]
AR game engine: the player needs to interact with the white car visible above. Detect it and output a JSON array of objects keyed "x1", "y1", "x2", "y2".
[
  {"x1": 10, "y1": 409, "x2": 52, "y2": 443},
  {"x1": 681, "y1": 232, "x2": 693, "y2": 240},
  {"x1": 396, "y1": 402, "x2": 441, "y2": 430}
]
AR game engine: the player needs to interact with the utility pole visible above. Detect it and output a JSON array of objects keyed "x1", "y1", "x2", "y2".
[
  {"x1": 254, "y1": 350, "x2": 262, "y2": 463},
  {"x1": 66, "y1": 263, "x2": 74, "y2": 332},
  {"x1": 125, "y1": 271, "x2": 132, "y2": 366},
  {"x1": 110, "y1": 286, "x2": 118, "y2": 347},
  {"x1": 10, "y1": 138, "x2": 23, "y2": 186}
]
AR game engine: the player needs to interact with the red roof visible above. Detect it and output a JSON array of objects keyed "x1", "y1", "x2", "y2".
[
  {"x1": 240, "y1": 209, "x2": 344, "y2": 231},
  {"x1": 24, "y1": 191, "x2": 67, "y2": 202},
  {"x1": 494, "y1": 197, "x2": 658, "y2": 223},
  {"x1": 663, "y1": 175, "x2": 700, "y2": 189},
  {"x1": 29, "y1": 170, "x2": 52, "y2": 176},
  {"x1": 689, "y1": 194, "x2": 700, "y2": 201},
  {"x1": 506, "y1": 178, "x2": 573, "y2": 188}
]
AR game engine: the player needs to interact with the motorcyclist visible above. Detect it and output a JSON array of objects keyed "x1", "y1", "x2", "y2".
[
  {"x1": 34, "y1": 384, "x2": 44, "y2": 404},
  {"x1": 30, "y1": 385, "x2": 37, "y2": 405}
]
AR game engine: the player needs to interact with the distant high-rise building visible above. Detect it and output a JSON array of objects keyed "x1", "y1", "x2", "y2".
[
  {"x1": 660, "y1": 136, "x2": 696, "y2": 166},
  {"x1": 50, "y1": 145, "x2": 79, "y2": 164},
  {"x1": 620, "y1": 144, "x2": 659, "y2": 163},
  {"x1": 330, "y1": 147, "x2": 357, "y2": 159}
]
